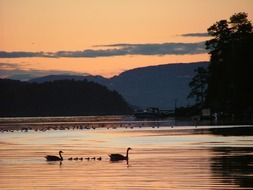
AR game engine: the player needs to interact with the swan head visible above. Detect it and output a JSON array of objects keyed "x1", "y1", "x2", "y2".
[
  {"x1": 59, "y1": 150, "x2": 64, "y2": 154},
  {"x1": 127, "y1": 147, "x2": 132, "y2": 151}
]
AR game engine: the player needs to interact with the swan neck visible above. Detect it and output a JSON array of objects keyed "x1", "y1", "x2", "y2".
[
  {"x1": 126, "y1": 149, "x2": 130, "y2": 159},
  {"x1": 59, "y1": 152, "x2": 63, "y2": 160}
]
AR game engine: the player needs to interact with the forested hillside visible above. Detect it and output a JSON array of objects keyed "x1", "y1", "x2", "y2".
[{"x1": 0, "y1": 79, "x2": 132, "y2": 117}]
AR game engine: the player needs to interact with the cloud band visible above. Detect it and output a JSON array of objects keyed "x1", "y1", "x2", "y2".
[
  {"x1": 181, "y1": 32, "x2": 209, "y2": 37},
  {"x1": 0, "y1": 41, "x2": 206, "y2": 58}
]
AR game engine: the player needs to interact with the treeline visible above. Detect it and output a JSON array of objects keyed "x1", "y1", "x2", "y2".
[
  {"x1": 0, "y1": 79, "x2": 132, "y2": 117},
  {"x1": 188, "y1": 12, "x2": 253, "y2": 120}
]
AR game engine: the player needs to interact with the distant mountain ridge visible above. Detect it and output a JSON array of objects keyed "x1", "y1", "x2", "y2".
[{"x1": 30, "y1": 62, "x2": 209, "y2": 109}]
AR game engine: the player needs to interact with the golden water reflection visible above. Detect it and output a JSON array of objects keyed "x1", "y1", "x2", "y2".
[{"x1": 1, "y1": 125, "x2": 253, "y2": 189}]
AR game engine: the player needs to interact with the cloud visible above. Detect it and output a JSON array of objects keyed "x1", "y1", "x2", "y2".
[
  {"x1": 0, "y1": 63, "x2": 88, "y2": 81},
  {"x1": 98, "y1": 42, "x2": 206, "y2": 55},
  {"x1": 0, "y1": 41, "x2": 207, "y2": 58},
  {"x1": 0, "y1": 63, "x2": 23, "y2": 70},
  {"x1": 0, "y1": 51, "x2": 44, "y2": 58},
  {"x1": 181, "y1": 32, "x2": 209, "y2": 37}
]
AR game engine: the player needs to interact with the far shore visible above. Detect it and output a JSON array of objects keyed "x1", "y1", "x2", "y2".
[{"x1": 0, "y1": 115, "x2": 252, "y2": 132}]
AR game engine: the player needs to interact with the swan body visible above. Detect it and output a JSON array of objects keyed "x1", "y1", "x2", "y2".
[
  {"x1": 45, "y1": 151, "x2": 63, "y2": 161},
  {"x1": 109, "y1": 147, "x2": 132, "y2": 161}
]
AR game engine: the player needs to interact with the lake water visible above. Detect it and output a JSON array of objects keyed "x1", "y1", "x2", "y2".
[{"x1": 0, "y1": 116, "x2": 253, "y2": 189}]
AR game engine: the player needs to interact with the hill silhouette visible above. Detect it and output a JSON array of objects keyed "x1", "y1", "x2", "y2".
[
  {"x1": 0, "y1": 79, "x2": 132, "y2": 117},
  {"x1": 30, "y1": 62, "x2": 208, "y2": 109}
]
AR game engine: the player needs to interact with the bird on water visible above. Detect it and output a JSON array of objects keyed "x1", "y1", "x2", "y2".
[
  {"x1": 45, "y1": 150, "x2": 64, "y2": 161},
  {"x1": 109, "y1": 147, "x2": 132, "y2": 161}
]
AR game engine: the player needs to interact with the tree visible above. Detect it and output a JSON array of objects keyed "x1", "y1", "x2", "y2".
[
  {"x1": 205, "y1": 12, "x2": 253, "y2": 118},
  {"x1": 188, "y1": 67, "x2": 208, "y2": 106}
]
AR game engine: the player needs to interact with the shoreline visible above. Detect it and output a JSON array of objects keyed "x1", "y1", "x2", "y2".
[{"x1": 0, "y1": 115, "x2": 252, "y2": 133}]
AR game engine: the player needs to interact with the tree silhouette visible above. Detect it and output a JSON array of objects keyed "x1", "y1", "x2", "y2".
[
  {"x1": 188, "y1": 12, "x2": 253, "y2": 120},
  {"x1": 205, "y1": 12, "x2": 253, "y2": 119},
  {"x1": 188, "y1": 67, "x2": 208, "y2": 106}
]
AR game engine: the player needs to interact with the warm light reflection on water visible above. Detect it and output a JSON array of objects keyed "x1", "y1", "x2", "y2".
[{"x1": 0, "y1": 117, "x2": 253, "y2": 189}]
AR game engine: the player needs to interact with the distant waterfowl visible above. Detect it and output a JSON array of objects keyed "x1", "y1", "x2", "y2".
[
  {"x1": 79, "y1": 157, "x2": 83, "y2": 161},
  {"x1": 68, "y1": 157, "x2": 73, "y2": 160},
  {"x1": 109, "y1": 147, "x2": 132, "y2": 161},
  {"x1": 85, "y1": 157, "x2": 90, "y2": 161},
  {"x1": 91, "y1": 157, "x2": 96, "y2": 160},
  {"x1": 74, "y1": 157, "x2": 78, "y2": 160},
  {"x1": 97, "y1": 157, "x2": 102, "y2": 161},
  {"x1": 45, "y1": 150, "x2": 63, "y2": 161}
]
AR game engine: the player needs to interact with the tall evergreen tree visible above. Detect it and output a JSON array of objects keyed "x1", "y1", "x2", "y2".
[{"x1": 205, "y1": 12, "x2": 253, "y2": 118}]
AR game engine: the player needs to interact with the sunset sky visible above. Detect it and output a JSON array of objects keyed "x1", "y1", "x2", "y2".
[{"x1": 1, "y1": 0, "x2": 253, "y2": 78}]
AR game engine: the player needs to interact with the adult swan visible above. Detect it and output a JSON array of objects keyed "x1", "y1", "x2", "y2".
[
  {"x1": 45, "y1": 150, "x2": 64, "y2": 161},
  {"x1": 109, "y1": 147, "x2": 132, "y2": 161}
]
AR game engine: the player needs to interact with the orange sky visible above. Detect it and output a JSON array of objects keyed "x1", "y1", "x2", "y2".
[{"x1": 0, "y1": 0, "x2": 253, "y2": 77}]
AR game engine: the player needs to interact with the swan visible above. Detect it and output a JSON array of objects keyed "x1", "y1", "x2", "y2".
[
  {"x1": 45, "y1": 151, "x2": 63, "y2": 161},
  {"x1": 109, "y1": 147, "x2": 132, "y2": 161}
]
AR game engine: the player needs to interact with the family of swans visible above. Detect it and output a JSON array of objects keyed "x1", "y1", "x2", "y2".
[{"x1": 45, "y1": 147, "x2": 132, "y2": 162}]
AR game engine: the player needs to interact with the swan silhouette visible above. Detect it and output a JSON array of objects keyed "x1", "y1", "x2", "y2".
[
  {"x1": 109, "y1": 147, "x2": 132, "y2": 161},
  {"x1": 45, "y1": 150, "x2": 63, "y2": 161}
]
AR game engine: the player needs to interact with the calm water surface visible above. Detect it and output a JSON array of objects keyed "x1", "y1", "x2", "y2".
[{"x1": 0, "y1": 116, "x2": 253, "y2": 189}]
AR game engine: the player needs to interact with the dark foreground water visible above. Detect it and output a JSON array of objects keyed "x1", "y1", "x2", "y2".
[{"x1": 0, "y1": 116, "x2": 253, "y2": 189}]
